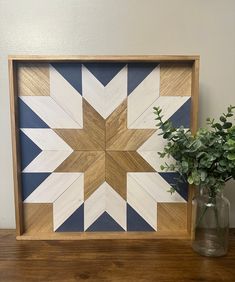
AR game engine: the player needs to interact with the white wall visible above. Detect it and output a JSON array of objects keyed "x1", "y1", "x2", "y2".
[{"x1": 0, "y1": 0, "x2": 235, "y2": 228}]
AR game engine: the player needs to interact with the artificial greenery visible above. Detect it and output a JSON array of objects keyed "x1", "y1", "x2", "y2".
[{"x1": 153, "y1": 105, "x2": 235, "y2": 196}]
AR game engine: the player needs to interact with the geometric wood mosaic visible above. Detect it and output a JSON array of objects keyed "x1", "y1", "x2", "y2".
[{"x1": 9, "y1": 56, "x2": 199, "y2": 239}]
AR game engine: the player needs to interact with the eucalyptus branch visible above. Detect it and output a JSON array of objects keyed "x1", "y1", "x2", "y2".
[{"x1": 154, "y1": 105, "x2": 235, "y2": 194}]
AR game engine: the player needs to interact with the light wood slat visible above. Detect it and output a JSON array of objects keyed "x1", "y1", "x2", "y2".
[
  {"x1": 84, "y1": 153, "x2": 105, "y2": 200},
  {"x1": 188, "y1": 59, "x2": 200, "y2": 236},
  {"x1": 55, "y1": 151, "x2": 104, "y2": 172},
  {"x1": 137, "y1": 151, "x2": 172, "y2": 172},
  {"x1": 106, "y1": 99, "x2": 156, "y2": 150},
  {"x1": 157, "y1": 203, "x2": 187, "y2": 232},
  {"x1": 129, "y1": 173, "x2": 186, "y2": 203},
  {"x1": 50, "y1": 65, "x2": 83, "y2": 126},
  {"x1": 130, "y1": 96, "x2": 190, "y2": 129},
  {"x1": 53, "y1": 175, "x2": 84, "y2": 231},
  {"x1": 9, "y1": 59, "x2": 24, "y2": 236},
  {"x1": 84, "y1": 182, "x2": 127, "y2": 231},
  {"x1": 127, "y1": 175, "x2": 157, "y2": 230},
  {"x1": 84, "y1": 182, "x2": 106, "y2": 230},
  {"x1": 20, "y1": 96, "x2": 81, "y2": 129},
  {"x1": 160, "y1": 62, "x2": 192, "y2": 97},
  {"x1": 83, "y1": 65, "x2": 127, "y2": 119},
  {"x1": 10, "y1": 55, "x2": 200, "y2": 62},
  {"x1": 128, "y1": 65, "x2": 160, "y2": 126},
  {"x1": 21, "y1": 128, "x2": 73, "y2": 151},
  {"x1": 23, "y1": 151, "x2": 72, "y2": 173},
  {"x1": 24, "y1": 173, "x2": 82, "y2": 203},
  {"x1": 17, "y1": 63, "x2": 50, "y2": 96},
  {"x1": 17, "y1": 231, "x2": 189, "y2": 240},
  {"x1": 105, "y1": 183, "x2": 127, "y2": 231},
  {"x1": 23, "y1": 203, "x2": 53, "y2": 234}
]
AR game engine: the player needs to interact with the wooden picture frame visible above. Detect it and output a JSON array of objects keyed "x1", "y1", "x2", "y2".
[{"x1": 9, "y1": 55, "x2": 199, "y2": 240}]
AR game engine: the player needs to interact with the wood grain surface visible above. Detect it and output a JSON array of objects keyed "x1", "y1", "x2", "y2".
[
  {"x1": 106, "y1": 99, "x2": 156, "y2": 151},
  {"x1": 157, "y1": 203, "x2": 187, "y2": 232},
  {"x1": 0, "y1": 229, "x2": 234, "y2": 281},
  {"x1": 9, "y1": 54, "x2": 200, "y2": 62},
  {"x1": 17, "y1": 63, "x2": 50, "y2": 96},
  {"x1": 160, "y1": 62, "x2": 192, "y2": 96},
  {"x1": 9, "y1": 56, "x2": 199, "y2": 239},
  {"x1": 23, "y1": 203, "x2": 53, "y2": 234}
]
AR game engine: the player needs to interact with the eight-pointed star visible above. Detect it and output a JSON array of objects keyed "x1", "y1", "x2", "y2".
[{"x1": 55, "y1": 98, "x2": 156, "y2": 200}]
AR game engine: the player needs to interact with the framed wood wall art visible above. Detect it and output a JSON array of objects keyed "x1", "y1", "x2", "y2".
[{"x1": 9, "y1": 55, "x2": 199, "y2": 240}]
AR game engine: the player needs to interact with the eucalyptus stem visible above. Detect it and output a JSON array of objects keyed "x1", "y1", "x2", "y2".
[{"x1": 196, "y1": 205, "x2": 208, "y2": 228}]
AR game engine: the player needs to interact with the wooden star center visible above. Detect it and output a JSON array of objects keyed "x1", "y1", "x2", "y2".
[{"x1": 55, "y1": 99, "x2": 156, "y2": 200}]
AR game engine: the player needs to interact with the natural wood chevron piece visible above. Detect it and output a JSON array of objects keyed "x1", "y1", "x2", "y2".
[
  {"x1": 160, "y1": 62, "x2": 192, "y2": 96},
  {"x1": 17, "y1": 63, "x2": 50, "y2": 96},
  {"x1": 106, "y1": 99, "x2": 156, "y2": 150},
  {"x1": 84, "y1": 153, "x2": 106, "y2": 200},
  {"x1": 82, "y1": 99, "x2": 106, "y2": 150},
  {"x1": 105, "y1": 151, "x2": 155, "y2": 200},
  {"x1": 54, "y1": 129, "x2": 102, "y2": 151},
  {"x1": 107, "y1": 151, "x2": 155, "y2": 173},
  {"x1": 55, "y1": 151, "x2": 105, "y2": 172},
  {"x1": 23, "y1": 203, "x2": 53, "y2": 234},
  {"x1": 157, "y1": 203, "x2": 187, "y2": 231},
  {"x1": 105, "y1": 153, "x2": 127, "y2": 200}
]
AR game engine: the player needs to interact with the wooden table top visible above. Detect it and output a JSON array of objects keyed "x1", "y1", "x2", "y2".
[{"x1": 0, "y1": 229, "x2": 234, "y2": 281}]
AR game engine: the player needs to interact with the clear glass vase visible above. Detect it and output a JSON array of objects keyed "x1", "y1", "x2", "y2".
[{"x1": 191, "y1": 186, "x2": 230, "y2": 257}]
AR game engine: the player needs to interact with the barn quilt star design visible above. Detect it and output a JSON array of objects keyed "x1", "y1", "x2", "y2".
[{"x1": 18, "y1": 62, "x2": 191, "y2": 232}]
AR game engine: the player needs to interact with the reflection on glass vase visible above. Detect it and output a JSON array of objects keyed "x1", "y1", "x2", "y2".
[{"x1": 192, "y1": 186, "x2": 230, "y2": 257}]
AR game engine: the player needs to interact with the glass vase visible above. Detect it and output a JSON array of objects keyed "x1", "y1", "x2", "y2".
[{"x1": 191, "y1": 186, "x2": 230, "y2": 257}]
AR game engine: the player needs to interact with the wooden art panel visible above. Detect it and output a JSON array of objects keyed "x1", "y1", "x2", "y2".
[{"x1": 9, "y1": 56, "x2": 199, "y2": 240}]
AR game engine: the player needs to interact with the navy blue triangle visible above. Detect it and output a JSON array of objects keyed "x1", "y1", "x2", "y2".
[
  {"x1": 21, "y1": 173, "x2": 50, "y2": 201},
  {"x1": 19, "y1": 131, "x2": 42, "y2": 170},
  {"x1": 18, "y1": 98, "x2": 49, "y2": 128},
  {"x1": 84, "y1": 63, "x2": 126, "y2": 86},
  {"x1": 86, "y1": 211, "x2": 124, "y2": 232},
  {"x1": 51, "y1": 63, "x2": 82, "y2": 95},
  {"x1": 168, "y1": 98, "x2": 191, "y2": 128},
  {"x1": 159, "y1": 172, "x2": 188, "y2": 201},
  {"x1": 56, "y1": 204, "x2": 84, "y2": 232},
  {"x1": 127, "y1": 204, "x2": 155, "y2": 231},
  {"x1": 128, "y1": 63, "x2": 158, "y2": 95}
]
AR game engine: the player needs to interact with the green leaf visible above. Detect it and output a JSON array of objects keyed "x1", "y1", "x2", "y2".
[
  {"x1": 214, "y1": 123, "x2": 223, "y2": 130},
  {"x1": 200, "y1": 170, "x2": 207, "y2": 181},
  {"x1": 187, "y1": 176, "x2": 194, "y2": 185},
  {"x1": 163, "y1": 132, "x2": 172, "y2": 139},
  {"x1": 220, "y1": 116, "x2": 226, "y2": 122},
  {"x1": 160, "y1": 165, "x2": 165, "y2": 170},
  {"x1": 227, "y1": 153, "x2": 235, "y2": 160},
  {"x1": 223, "y1": 122, "x2": 232, "y2": 129},
  {"x1": 196, "y1": 152, "x2": 206, "y2": 159}
]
